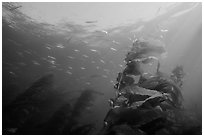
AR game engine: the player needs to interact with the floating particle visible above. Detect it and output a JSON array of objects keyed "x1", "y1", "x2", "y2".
[
  {"x1": 91, "y1": 61, "x2": 95, "y2": 63},
  {"x1": 96, "y1": 66, "x2": 100, "y2": 69}
]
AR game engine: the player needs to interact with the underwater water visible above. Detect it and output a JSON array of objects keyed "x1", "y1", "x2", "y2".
[{"x1": 2, "y1": 2, "x2": 202, "y2": 135}]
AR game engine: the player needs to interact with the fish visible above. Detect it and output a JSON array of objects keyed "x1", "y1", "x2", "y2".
[
  {"x1": 56, "y1": 44, "x2": 64, "y2": 48},
  {"x1": 82, "y1": 55, "x2": 89, "y2": 58},
  {"x1": 74, "y1": 49, "x2": 80, "y2": 52},
  {"x1": 85, "y1": 20, "x2": 98, "y2": 24},
  {"x1": 67, "y1": 56, "x2": 75, "y2": 59},
  {"x1": 48, "y1": 56, "x2": 56, "y2": 60},
  {"x1": 32, "y1": 60, "x2": 40, "y2": 66},
  {"x1": 100, "y1": 59, "x2": 105, "y2": 64},
  {"x1": 81, "y1": 67, "x2": 86, "y2": 70},
  {"x1": 68, "y1": 66, "x2": 73, "y2": 70},
  {"x1": 90, "y1": 49, "x2": 97, "y2": 52},
  {"x1": 66, "y1": 70, "x2": 72, "y2": 75},
  {"x1": 110, "y1": 47, "x2": 117, "y2": 51}
]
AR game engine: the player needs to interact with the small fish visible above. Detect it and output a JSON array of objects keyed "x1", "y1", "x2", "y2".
[
  {"x1": 101, "y1": 30, "x2": 108, "y2": 34},
  {"x1": 67, "y1": 56, "x2": 75, "y2": 59},
  {"x1": 46, "y1": 46, "x2": 51, "y2": 50},
  {"x1": 68, "y1": 66, "x2": 73, "y2": 70},
  {"x1": 85, "y1": 20, "x2": 98, "y2": 23},
  {"x1": 48, "y1": 60, "x2": 56, "y2": 65},
  {"x1": 91, "y1": 61, "x2": 95, "y2": 63},
  {"x1": 74, "y1": 49, "x2": 80, "y2": 52},
  {"x1": 48, "y1": 56, "x2": 56, "y2": 60},
  {"x1": 160, "y1": 29, "x2": 168, "y2": 32},
  {"x1": 112, "y1": 40, "x2": 120, "y2": 45},
  {"x1": 100, "y1": 59, "x2": 105, "y2": 64},
  {"x1": 90, "y1": 49, "x2": 98, "y2": 52},
  {"x1": 56, "y1": 44, "x2": 64, "y2": 48},
  {"x1": 82, "y1": 55, "x2": 89, "y2": 58},
  {"x1": 81, "y1": 67, "x2": 86, "y2": 70},
  {"x1": 66, "y1": 70, "x2": 72, "y2": 75},
  {"x1": 32, "y1": 60, "x2": 40, "y2": 65},
  {"x1": 110, "y1": 47, "x2": 117, "y2": 51},
  {"x1": 9, "y1": 71, "x2": 16, "y2": 76},
  {"x1": 96, "y1": 66, "x2": 100, "y2": 69}
]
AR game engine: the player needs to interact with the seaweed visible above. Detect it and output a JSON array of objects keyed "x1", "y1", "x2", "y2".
[{"x1": 102, "y1": 39, "x2": 200, "y2": 135}]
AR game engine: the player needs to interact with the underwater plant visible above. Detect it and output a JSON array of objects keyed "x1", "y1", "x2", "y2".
[{"x1": 102, "y1": 39, "x2": 201, "y2": 135}]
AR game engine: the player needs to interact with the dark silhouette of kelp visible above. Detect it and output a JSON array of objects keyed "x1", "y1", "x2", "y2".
[
  {"x1": 3, "y1": 73, "x2": 55, "y2": 132},
  {"x1": 102, "y1": 39, "x2": 201, "y2": 135},
  {"x1": 3, "y1": 72, "x2": 101, "y2": 135}
]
